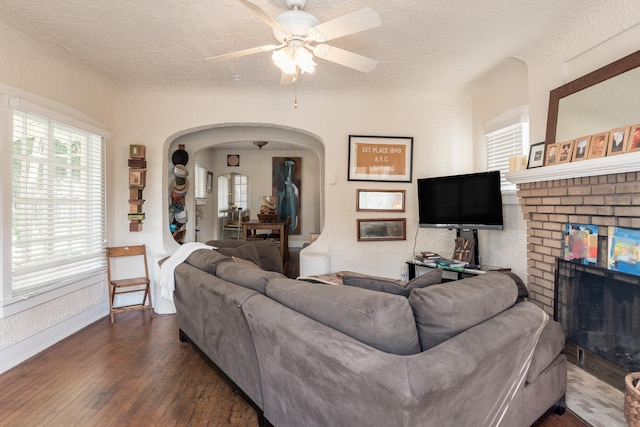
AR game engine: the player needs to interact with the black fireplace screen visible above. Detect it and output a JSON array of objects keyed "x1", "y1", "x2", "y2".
[{"x1": 555, "y1": 259, "x2": 640, "y2": 372}]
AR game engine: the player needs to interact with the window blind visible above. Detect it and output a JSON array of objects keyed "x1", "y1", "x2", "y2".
[
  {"x1": 195, "y1": 164, "x2": 207, "y2": 200},
  {"x1": 486, "y1": 122, "x2": 527, "y2": 191},
  {"x1": 11, "y1": 109, "x2": 106, "y2": 294}
]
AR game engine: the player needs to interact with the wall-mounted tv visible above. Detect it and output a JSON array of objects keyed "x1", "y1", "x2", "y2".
[{"x1": 417, "y1": 171, "x2": 504, "y2": 230}]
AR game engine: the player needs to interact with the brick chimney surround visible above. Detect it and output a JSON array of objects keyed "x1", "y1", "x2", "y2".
[{"x1": 506, "y1": 151, "x2": 640, "y2": 316}]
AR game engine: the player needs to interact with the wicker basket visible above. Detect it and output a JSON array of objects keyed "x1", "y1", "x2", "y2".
[
  {"x1": 257, "y1": 214, "x2": 277, "y2": 223},
  {"x1": 625, "y1": 373, "x2": 640, "y2": 426}
]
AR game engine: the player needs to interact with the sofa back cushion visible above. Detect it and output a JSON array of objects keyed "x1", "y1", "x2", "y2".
[
  {"x1": 266, "y1": 278, "x2": 421, "y2": 355},
  {"x1": 216, "y1": 261, "x2": 284, "y2": 294},
  {"x1": 408, "y1": 272, "x2": 519, "y2": 350},
  {"x1": 184, "y1": 249, "x2": 232, "y2": 275},
  {"x1": 206, "y1": 240, "x2": 283, "y2": 273},
  {"x1": 342, "y1": 268, "x2": 442, "y2": 296},
  {"x1": 216, "y1": 244, "x2": 262, "y2": 268}
]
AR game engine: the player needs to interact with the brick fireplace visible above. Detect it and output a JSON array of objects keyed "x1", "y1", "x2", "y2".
[{"x1": 507, "y1": 153, "x2": 640, "y2": 389}]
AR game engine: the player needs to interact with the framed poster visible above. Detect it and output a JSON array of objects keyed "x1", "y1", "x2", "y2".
[
  {"x1": 356, "y1": 189, "x2": 405, "y2": 212},
  {"x1": 357, "y1": 218, "x2": 406, "y2": 241},
  {"x1": 348, "y1": 135, "x2": 413, "y2": 182},
  {"x1": 272, "y1": 157, "x2": 302, "y2": 235}
]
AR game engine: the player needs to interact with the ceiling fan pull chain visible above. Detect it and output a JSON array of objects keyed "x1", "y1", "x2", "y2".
[{"x1": 294, "y1": 69, "x2": 299, "y2": 108}]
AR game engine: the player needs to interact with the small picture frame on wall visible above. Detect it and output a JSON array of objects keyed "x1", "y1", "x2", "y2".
[
  {"x1": 607, "y1": 126, "x2": 630, "y2": 155},
  {"x1": 357, "y1": 218, "x2": 406, "y2": 241},
  {"x1": 356, "y1": 189, "x2": 405, "y2": 212},
  {"x1": 556, "y1": 140, "x2": 574, "y2": 164},
  {"x1": 587, "y1": 132, "x2": 609, "y2": 159},
  {"x1": 227, "y1": 154, "x2": 240, "y2": 167},
  {"x1": 627, "y1": 124, "x2": 640, "y2": 152},
  {"x1": 572, "y1": 136, "x2": 591, "y2": 162},
  {"x1": 527, "y1": 142, "x2": 546, "y2": 168},
  {"x1": 545, "y1": 143, "x2": 559, "y2": 166}
]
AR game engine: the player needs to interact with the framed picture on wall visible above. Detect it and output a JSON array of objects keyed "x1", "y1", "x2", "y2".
[
  {"x1": 357, "y1": 218, "x2": 406, "y2": 241},
  {"x1": 348, "y1": 135, "x2": 413, "y2": 182},
  {"x1": 572, "y1": 136, "x2": 591, "y2": 162},
  {"x1": 356, "y1": 189, "x2": 405, "y2": 212}
]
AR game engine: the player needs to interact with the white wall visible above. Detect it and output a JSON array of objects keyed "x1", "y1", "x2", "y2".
[{"x1": 111, "y1": 86, "x2": 474, "y2": 280}]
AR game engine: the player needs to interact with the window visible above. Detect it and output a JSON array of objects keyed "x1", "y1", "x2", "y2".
[
  {"x1": 233, "y1": 174, "x2": 248, "y2": 210},
  {"x1": 11, "y1": 107, "x2": 106, "y2": 295},
  {"x1": 485, "y1": 109, "x2": 529, "y2": 191},
  {"x1": 194, "y1": 164, "x2": 208, "y2": 204}
]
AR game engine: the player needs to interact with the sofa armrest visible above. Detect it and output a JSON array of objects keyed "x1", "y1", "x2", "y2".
[{"x1": 243, "y1": 295, "x2": 548, "y2": 427}]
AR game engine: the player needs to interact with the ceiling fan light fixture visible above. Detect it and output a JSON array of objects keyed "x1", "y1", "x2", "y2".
[{"x1": 272, "y1": 44, "x2": 315, "y2": 75}]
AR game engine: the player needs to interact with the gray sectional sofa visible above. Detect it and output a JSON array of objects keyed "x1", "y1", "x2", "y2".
[{"x1": 173, "y1": 242, "x2": 567, "y2": 427}]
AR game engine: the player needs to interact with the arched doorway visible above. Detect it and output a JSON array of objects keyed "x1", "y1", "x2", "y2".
[{"x1": 163, "y1": 123, "x2": 325, "y2": 250}]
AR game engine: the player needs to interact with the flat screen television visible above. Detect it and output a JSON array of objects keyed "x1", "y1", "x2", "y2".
[{"x1": 417, "y1": 171, "x2": 504, "y2": 230}]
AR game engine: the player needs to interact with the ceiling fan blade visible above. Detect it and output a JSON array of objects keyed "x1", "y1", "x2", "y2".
[
  {"x1": 307, "y1": 7, "x2": 381, "y2": 42},
  {"x1": 236, "y1": 0, "x2": 284, "y2": 32},
  {"x1": 312, "y1": 44, "x2": 377, "y2": 73},
  {"x1": 205, "y1": 44, "x2": 282, "y2": 62}
]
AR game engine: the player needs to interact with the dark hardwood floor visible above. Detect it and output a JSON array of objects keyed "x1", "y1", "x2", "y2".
[{"x1": 0, "y1": 311, "x2": 587, "y2": 426}]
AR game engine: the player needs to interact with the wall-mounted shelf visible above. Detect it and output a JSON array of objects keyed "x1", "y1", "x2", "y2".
[
  {"x1": 506, "y1": 151, "x2": 640, "y2": 185},
  {"x1": 128, "y1": 144, "x2": 146, "y2": 232}
]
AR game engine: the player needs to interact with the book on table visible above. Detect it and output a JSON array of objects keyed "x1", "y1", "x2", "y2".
[{"x1": 435, "y1": 258, "x2": 467, "y2": 271}]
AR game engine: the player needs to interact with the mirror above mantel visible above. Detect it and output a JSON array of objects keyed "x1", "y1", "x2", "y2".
[
  {"x1": 546, "y1": 49, "x2": 640, "y2": 144},
  {"x1": 507, "y1": 49, "x2": 640, "y2": 185}
]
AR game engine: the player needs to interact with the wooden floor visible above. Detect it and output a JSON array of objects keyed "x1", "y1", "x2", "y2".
[{"x1": 0, "y1": 311, "x2": 588, "y2": 427}]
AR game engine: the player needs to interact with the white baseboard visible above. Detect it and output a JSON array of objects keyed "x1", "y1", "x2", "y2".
[{"x1": 0, "y1": 302, "x2": 109, "y2": 374}]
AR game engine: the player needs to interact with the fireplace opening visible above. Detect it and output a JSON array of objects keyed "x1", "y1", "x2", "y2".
[{"x1": 555, "y1": 259, "x2": 640, "y2": 390}]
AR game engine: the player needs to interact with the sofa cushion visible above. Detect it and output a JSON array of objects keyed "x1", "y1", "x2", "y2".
[
  {"x1": 526, "y1": 319, "x2": 565, "y2": 384},
  {"x1": 184, "y1": 249, "x2": 232, "y2": 275},
  {"x1": 409, "y1": 272, "x2": 519, "y2": 350},
  {"x1": 266, "y1": 277, "x2": 421, "y2": 355},
  {"x1": 342, "y1": 268, "x2": 442, "y2": 296},
  {"x1": 216, "y1": 244, "x2": 262, "y2": 267},
  {"x1": 207, "y1": 239, "x2": 283, "y2": 273},
  {"x1": 216, "y1": 261, "x2": 284, "y2": 294}
]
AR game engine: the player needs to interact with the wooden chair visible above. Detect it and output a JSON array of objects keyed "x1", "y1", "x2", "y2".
[{"x1": 106, "y1": 245, "x2": 152, "y2": 324}]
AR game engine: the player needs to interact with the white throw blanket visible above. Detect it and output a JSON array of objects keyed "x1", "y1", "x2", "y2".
[{"x1": 155, "y1": 242, "x2": 214, "y2": 314}]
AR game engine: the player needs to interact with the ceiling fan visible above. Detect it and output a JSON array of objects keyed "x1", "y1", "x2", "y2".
[{"x1": 206, "y1": 0, "x2": 381, "y2": 77}]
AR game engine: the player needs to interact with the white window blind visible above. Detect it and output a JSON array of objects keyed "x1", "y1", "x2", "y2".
[
  {"x1": 486, "y1": 120, "x2": 528, "y2": 191},
  {"x1": 194, "y1": 164, "x2": 207, "y2": 200},
  {"x1": 11, "y1": 109, "x2": 106, "y2": 294}
]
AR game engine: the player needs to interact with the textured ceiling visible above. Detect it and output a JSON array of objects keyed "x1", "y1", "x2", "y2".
[{"x1": 0, "y1": 0, "x2": 593, "y2": 91}]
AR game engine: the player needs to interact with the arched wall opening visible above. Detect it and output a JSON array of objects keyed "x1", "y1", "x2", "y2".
[{"x1": 161, "y1": 122, "x2": 325, "y2": 251}]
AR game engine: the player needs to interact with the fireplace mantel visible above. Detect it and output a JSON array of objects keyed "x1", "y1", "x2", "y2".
[{"x1": 506, "y1": 151, "x2": 640, "y2": 184}]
